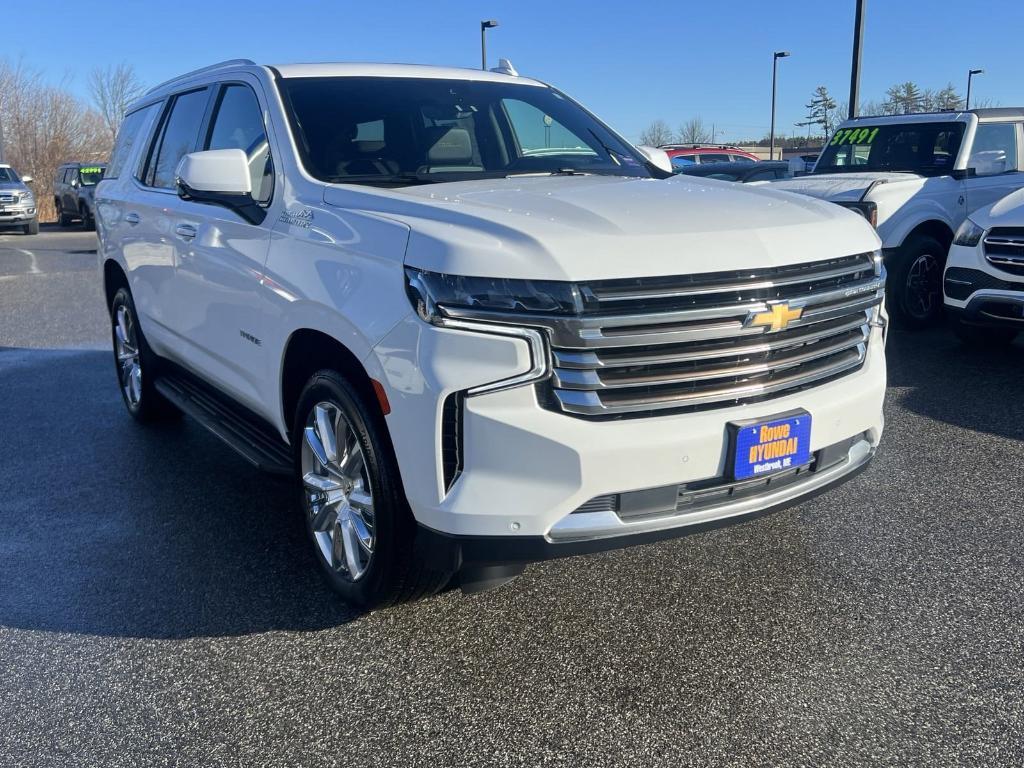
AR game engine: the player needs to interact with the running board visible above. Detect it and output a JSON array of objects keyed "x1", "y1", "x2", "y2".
[{"x1": 155, "y1": 372, "x2": 294, "y2": 476}]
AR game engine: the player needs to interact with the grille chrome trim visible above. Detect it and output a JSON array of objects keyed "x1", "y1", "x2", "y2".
[
  {"x1": 553, "y1": 345, "x2": 866, "y2": 416},
  {"x1": 541, "y1": 253, "x2": 883, "y2": 418}
]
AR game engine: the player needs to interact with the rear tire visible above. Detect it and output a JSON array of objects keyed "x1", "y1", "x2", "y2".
[
  {"x1": 110, "y1": 287, "x2": 178, "y2": 422},
  {"x1": 888, "y1": 234, "x2": 947, "y2": 329},
  {"x1": 293, "y1": 370, "x2": 452, "y2": 609},
  {"x1": 953, "y1": 319, "x2": 1018, "y2": 347}
]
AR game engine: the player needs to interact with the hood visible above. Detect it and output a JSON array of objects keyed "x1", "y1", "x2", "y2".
[
  {"x1": 324, "y1": 174, "x2": 881, "y2": 281},
  {"x1": 770, "y1": 172, "x2": 923, "y2": 203},
  {"x1": 0, "y1": 181, "x2": 29, "y2": 193},
  {"x1": 973, "y1": 187, "x2": 1024, "y2": 228}
]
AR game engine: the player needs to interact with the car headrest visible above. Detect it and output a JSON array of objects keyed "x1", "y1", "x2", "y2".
[{"x1": 426, "y1": 127, "x2": 473, "y2": 165}]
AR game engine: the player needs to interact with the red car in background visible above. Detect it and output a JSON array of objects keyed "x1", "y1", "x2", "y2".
[{"x1": 661, "y1": 144, "x2": 760, "y2": 169}]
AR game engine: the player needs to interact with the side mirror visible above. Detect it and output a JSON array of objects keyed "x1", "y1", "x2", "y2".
[
  {"x1": 21, "y1": 175, "x2": 33, "y2": 184},
  {"x1": 636, "y1": 145, "x2": 674, "y2": 174},
  {"x1": 969, "y1": 150, "x2": 1008, "y2": 177},
  {"x1": 175, "y1": 149, "x2": 264, "y2": 224}
]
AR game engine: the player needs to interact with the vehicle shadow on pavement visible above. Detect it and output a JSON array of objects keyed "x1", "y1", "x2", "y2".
[
  {"x1": 0, "y1": 347, "x2": 361, "y2": 638},
  {"x1": 884, "y1": 325, "x2": 1024, "y2": 442}
]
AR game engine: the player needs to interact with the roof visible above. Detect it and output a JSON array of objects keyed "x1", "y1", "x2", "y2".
[
  {"x1": 679, "y1": 161, "x2": 789, "y2": 177},
  {"x1": 844, "y1": 107, "x2": 1024, "y2": 125},
  {"x1": 142, "y1": 59, "x2": 543, "y2": 100},
  {"x1": 59, "y1": 161, "x2": 107, "y2": 168},
  {"x1": 271, "y1": 62, "x2": 543, "y2": 87}
]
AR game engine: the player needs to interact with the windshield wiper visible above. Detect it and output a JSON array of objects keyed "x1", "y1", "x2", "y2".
[
  {"x1": 325, "y1": 172, "x2": 441, "y2": 186},
  {"x1": 505, "y1": 169, "x2": 593, "y2": 178}
]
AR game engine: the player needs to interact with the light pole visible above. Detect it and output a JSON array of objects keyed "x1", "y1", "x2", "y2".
[
  {"x1": 848, "y1": 0, "x2": 866, "y2": 118},
  {"x1": 480, "y1": 20, "x2": 499, "y2": 70},
  {"x1": 966, "y1": 68, "x2": 984, "y2": 110},
  {"x1": 770, "y1": 51, "x2": 790, "y2": 161}
]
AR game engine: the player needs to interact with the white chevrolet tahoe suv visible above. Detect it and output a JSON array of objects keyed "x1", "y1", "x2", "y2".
[
  {"x1": 944, "y1": 187, "x2": 1024, "y2": 345},
  {"x1": 772, "y1": 110, "x2": 1024, "y2": 327},
  {"x1": 96, "y1": 59, "x2": 887, "y2": 608}
]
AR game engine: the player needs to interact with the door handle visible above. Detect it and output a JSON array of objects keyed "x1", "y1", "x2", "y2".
[
  {"x1": 175, "y1": 224, "x2": 198, "y2": 240},
  {"x1": 124, "y1": 212, "x2": 140, "y2": 225}
]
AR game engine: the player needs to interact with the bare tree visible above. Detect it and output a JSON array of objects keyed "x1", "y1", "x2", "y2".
[
  {"x1": 677, "y1": 117, "x2": 711, "y2": 145},
  {"x1": 89, "y1": 62, "x2": 144, "y2": 144},
  {"x1": 1, "y1": 58, "x2": 112, "y2": 221},
  {"x1": 639, "y1": 119, "x2": 674, "y2": 147}
]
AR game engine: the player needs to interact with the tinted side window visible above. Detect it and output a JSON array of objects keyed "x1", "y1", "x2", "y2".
[
  {"x1": 146, "y1": 89, "x2": 209, "y2": 189},
  {"x1": 972, "y1": 123, "x2": 1018, "y2": 171},
  {"x1": 205, "y1": 84, "x2": 273, "y2": 203},
  {"x1": 107, "y1": 103, "x2": 159, "y2": 180}
]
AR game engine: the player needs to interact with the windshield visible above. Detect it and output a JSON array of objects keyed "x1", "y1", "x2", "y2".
[
  {"x1": 815, "y1": 122, "x2": 965, "y2": 176},
  {"x1": 0, "y1": 168, "x2": 21, "y2": 183},
  {"x1": 78, "y1": 166, "x2": 106, "y2": 185},
  {"x1": 280, "y1": 77, "x2": 652, "y2": 186}
]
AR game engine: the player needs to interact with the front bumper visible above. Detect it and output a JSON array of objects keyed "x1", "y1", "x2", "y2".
[
  {"x1": 0, "y1": 206, "x2": 37, "y2": 225},
  {"x1": 416, "y1": 433, "x2": 875, "y2": 569},
  {"x1": 944, "y1": 243, "x2": 1024, "y2": 329},
  {"x1": 370, "y1": 313, "x2": 886, "y2": 560}
]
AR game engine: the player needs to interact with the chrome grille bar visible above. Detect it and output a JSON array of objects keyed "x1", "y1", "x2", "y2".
[{"x1": 541, "y1": 253, "x2": 883, "y2": 418}]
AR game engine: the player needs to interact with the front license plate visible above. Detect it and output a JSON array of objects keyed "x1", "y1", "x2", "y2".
[{"x1": 729, "y1": 411, "x2": 812, "y2": 480}]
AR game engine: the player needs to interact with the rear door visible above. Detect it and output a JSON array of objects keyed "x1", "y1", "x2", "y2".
[
  {"x1": 963, "y1": 122, "x2": 1024, "y2": 214},
  {"x1": 122, "y1": 87, "x2": 212, "y2": 357},
  {"x1": 163, "y1": 77, "x2": 279, "y2": 414}
]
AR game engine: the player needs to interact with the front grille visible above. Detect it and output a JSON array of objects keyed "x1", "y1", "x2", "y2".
[
  {"x1": 984, "y1": 227, "x2": 1024, "y2": 276},
  {"x1": 543, "y1": 253, "x2": 883, "y2": 419},
  {"x1": 0, "y1": 194, "x2": 17, "y2": 204}
]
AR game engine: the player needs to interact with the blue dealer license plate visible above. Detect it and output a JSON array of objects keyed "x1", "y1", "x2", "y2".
[{"x1": 730, "y1": 412, "x2": 812, "y2": 480}]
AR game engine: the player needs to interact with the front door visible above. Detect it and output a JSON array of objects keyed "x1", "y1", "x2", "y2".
[{"x1": 165, "y1": 78, "x2": 280, "y2": 418}]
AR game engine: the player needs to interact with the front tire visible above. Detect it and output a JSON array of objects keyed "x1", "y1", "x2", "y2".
[
  {"x1": 110, "y1": 287, "x2": 177, "y2": 421},
  {"x1": 888, "y1": 234, "x2": 947, "y2": 329},
  {"x1": 81, "y1": 205, "x2": 95, "y2": 231},
  {"x1": 57, "y1": 201, "x2": 72, "y2": 227},
  {"x1": 23, "y1": 219, "x2": 39, "y2": 235},
  {"x1": 294, "y1": 370, "x2": 451, "y2": 609}
]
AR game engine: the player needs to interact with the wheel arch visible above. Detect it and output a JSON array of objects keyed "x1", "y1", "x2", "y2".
[
  {"x1": 103, "y1": 258, "x2": 129, "y2": 309},
  {"x1": 279, "y1": 328, "x2": 389, "y2": 444},
  {"x1": 900, "y1": 219, "x2": 955, "y2": 252}
]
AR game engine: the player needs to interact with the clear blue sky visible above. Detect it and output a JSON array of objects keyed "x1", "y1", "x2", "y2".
[{"x1": 6, "y1": 0, "x2": 1023, "y2": 143}]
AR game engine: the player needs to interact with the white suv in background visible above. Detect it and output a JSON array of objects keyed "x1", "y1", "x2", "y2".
[
  {"x1": 772, "y1": 110, "x2": 1024, "y2": 327},
  {"x1": 96, "y1": 59, "x2": 887, "y2": 608},
  {"x1": 945, "y1": 188, "x2": 1024, "y2": 345}
]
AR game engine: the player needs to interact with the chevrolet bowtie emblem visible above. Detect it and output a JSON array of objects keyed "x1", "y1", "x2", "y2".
[{"x1": 746, "y1": 302, "x2": 803, "y2": 332}]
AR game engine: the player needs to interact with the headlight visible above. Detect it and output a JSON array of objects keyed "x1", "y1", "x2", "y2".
[
  {"x1": 405, "y1": 267, "x2": 582, "y2": 322},
  {"x1": 835, "y1": 201, "x2": 878, "y2": 228},
  {"x1": 953, "y1": 218, "x2": 985, "y2": 247},
  {"x1": 404, "y1": 267, "x2": 555, "y2": 395}
]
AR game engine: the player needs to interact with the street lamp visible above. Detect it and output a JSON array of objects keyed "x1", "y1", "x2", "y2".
[
  {"x1": 481, "y1": 20, "x2": 499, "y2": 70},
  {"x1": 966, "y1": 68, "x2": 984, "y2": 110},
  {"x1": 770, "y1": 51, "x2": 791, "y2": 161}
]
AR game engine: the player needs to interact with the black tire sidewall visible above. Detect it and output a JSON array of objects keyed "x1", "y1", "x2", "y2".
[
  {"x1": 889, "y1": 235, "x2": 947, "y2": 328},
  {"x1": 292, "y1": 371, "x2": 410, "y2": 609},
  {"x1": 110, "y1": 287, "x2": 167, "y2": 421}
]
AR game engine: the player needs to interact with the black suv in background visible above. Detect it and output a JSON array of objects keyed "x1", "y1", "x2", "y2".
[{"x1": 54, "y1": 162, "x2": 107, "y2": 229}]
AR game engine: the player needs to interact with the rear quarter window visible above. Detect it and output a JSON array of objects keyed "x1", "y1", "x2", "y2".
[{"x1": 106, "y1": 103, "x2": 161, "y2": 180}]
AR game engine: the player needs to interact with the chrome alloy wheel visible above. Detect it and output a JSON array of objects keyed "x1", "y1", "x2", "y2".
[
  {"x1": 114, "y1": 305, "x2": 142, "y2": 407},
  {"x1": 905, "y1": 252, "x2": 940, "y2": 319},
  {"x1": 300, "y1": 402, "x2": 375, "y2": 581}
]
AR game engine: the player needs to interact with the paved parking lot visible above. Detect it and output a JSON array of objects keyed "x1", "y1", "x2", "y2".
[{"x1": 1, "y1": 228, "x2": 1023, "y2": 767}]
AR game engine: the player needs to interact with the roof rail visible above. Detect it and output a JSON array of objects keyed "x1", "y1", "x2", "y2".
[{"x1": 145, "y1": 59, "x2": 257, "y2": 95}]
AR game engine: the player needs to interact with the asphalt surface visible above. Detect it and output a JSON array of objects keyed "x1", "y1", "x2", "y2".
[{"x1": 1, "y1": 227, "x2": 1023, "y2": 767}]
